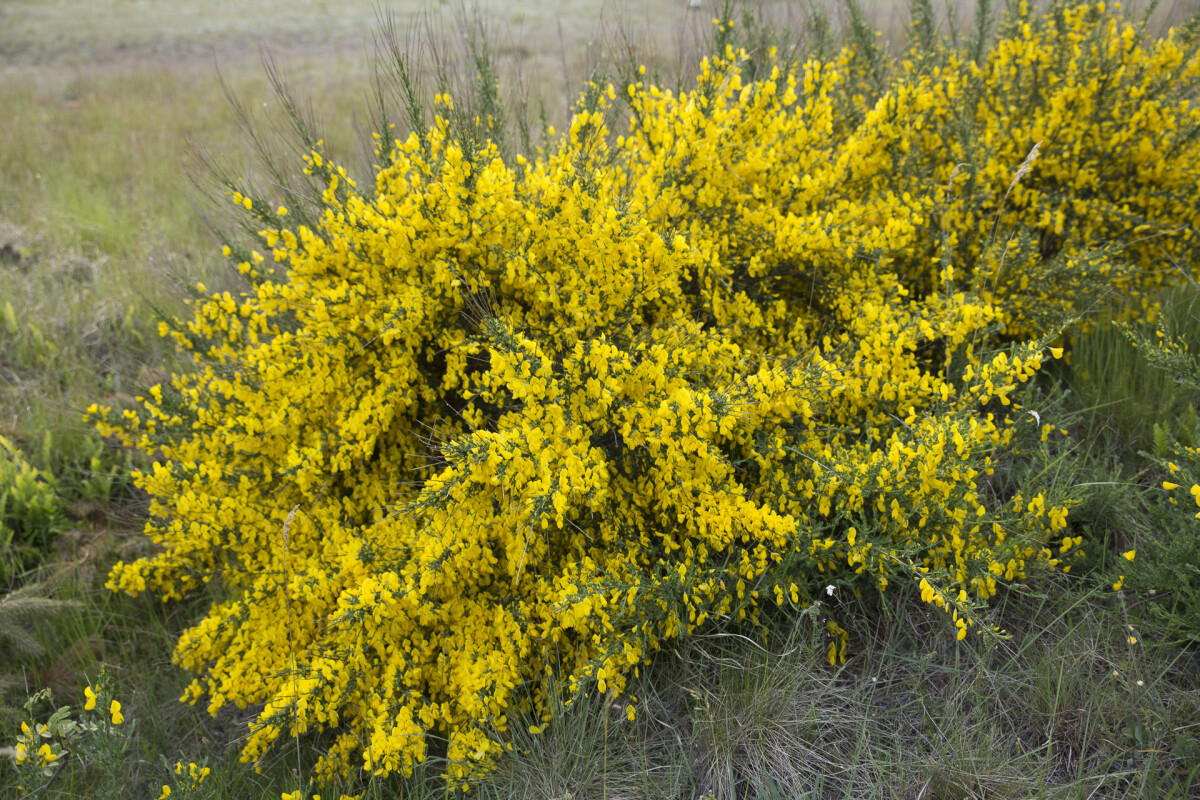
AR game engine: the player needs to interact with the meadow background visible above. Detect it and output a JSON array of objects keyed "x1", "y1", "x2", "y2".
[{"x1": 3, "y1": 0, "x2": 1200, "y2": 797}]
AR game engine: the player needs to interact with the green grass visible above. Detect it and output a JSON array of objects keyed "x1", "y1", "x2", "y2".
[
  {"x1": 1064, "y1": 288, "x2": 1200, "y2": 459},
  {"x1": 2, "y1": 0, "x2": 1200, "y2": 797},
  {"x1": 0, "y1": 65, "x2": 369, "y2": 459}
]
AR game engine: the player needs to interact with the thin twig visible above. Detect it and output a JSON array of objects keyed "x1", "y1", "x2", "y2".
[
  {"x1": 16, "y1": 759, "x2": 67, "y2": 800},
  {"x1": 281, "y1": 504, "x2": 305, "y2": 798}
]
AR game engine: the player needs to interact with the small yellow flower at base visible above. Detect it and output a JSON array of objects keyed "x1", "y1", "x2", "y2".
[
  {"x1": 84, "y1": 686, "x2": 97, "y2": 710},
  {"x1": 110, "y1": 700, "x2": 124, "y2": 725},
  {"x1": 1122, "y1": 550, "x2": 1136, "y2": 562},
  {"x1": 281, "y1": 791, "x2": 302, "y2": 800},
  {"x1": 1128, "y1": 636, "x2": 1138, "y2": 645},
  {"x1": 1163, "y1": 481, "x2": 1178, "y2": 491},
  {"x1": 1112, "y1": 575, "x2": 1124, "y2": 591},
  {"x1": 918, "y1": 578, "x2": 935, "y2": 604},
  {"x1": 158, "y1": 785, "x2": 172, "y2": 800}
]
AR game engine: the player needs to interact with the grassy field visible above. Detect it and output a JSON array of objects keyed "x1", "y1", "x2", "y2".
[{"x1": 3, "y1": 0, "x2": 1200, "y2": 797}]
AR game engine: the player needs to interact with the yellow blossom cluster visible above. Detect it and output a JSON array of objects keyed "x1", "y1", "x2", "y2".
[
  {"x1": 836, "y1": 1, "x2": 1200, "y2": 333},
  {"x1": 10, "y1": 721, "x2": 62, "y2": 773},
  {"x1": 158, "y1": 761, "x2": 212, "y2": 800},
  {"x1": 6, "y1": 677, "x2": 126, "y2": 789},
  {"x1": 87, "y1": 2, "x2": 1198, "y2": 787}
]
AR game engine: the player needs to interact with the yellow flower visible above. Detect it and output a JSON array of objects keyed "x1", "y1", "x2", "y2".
[
  {"x1": 1112, "y1": 575, "x2": 1124, "y2": 591},
  {"x1": 14, "y1": 743, "x2": 27, "y2": 763},
  {"x1": 158, "y1": 786, "x2": 172, "y2": 800},
  {"x1": 84, "y1": 686, "x2": 97, "y2": 710},
  {"x1": 918, "y1": 578, "x2": 935, "y2": 604},
  {"x1": 37, "y1": 743, "x2": 56, "y2": 764},
  {"x1": 110, "y1": 700, "x2": 124, "y2": 725},
  {"x1": 1122, "y1": 550, "x2": 1136, "y2": 562},
  {"x1": 1163, "y1": 481, "x2": 1178, "y2": 491}
]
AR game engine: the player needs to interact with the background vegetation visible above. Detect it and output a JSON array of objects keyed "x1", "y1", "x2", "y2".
[{"x1": 2, "y1": 0, "x2": 1200, "y2": 797}]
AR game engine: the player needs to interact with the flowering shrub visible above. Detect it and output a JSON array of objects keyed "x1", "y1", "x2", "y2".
[
  {"x1": 88, "y1": 1, "x2": 1200, "y2": 787},
  {"x1": 4, "y1": 671, "x2": 129, "y2": 796},
  {"x1": 2, "y1": 672, "x2": 224, "y2": 799},
  {"x1": 155, "y1": 759, "x2": 213, "y2": 800},
  {"x1": 838, "y1": 1, "x2": 1200, "y2": 334}
]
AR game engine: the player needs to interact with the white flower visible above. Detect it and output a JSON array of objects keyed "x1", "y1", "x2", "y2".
[{"x1": 825, "y1": 585, "x2": 835, "y2": 596}]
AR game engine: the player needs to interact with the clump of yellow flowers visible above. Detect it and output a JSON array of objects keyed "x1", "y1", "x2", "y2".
[
  {"x1": 87, "y1": 1, "x2": 1200, "y2": 786},
  {"x1": 157, "y1": 760, "x2": 212, "y2": 800},
  {"x1": 5, "y1": 671, "x2": 130, "y2": 795}
]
